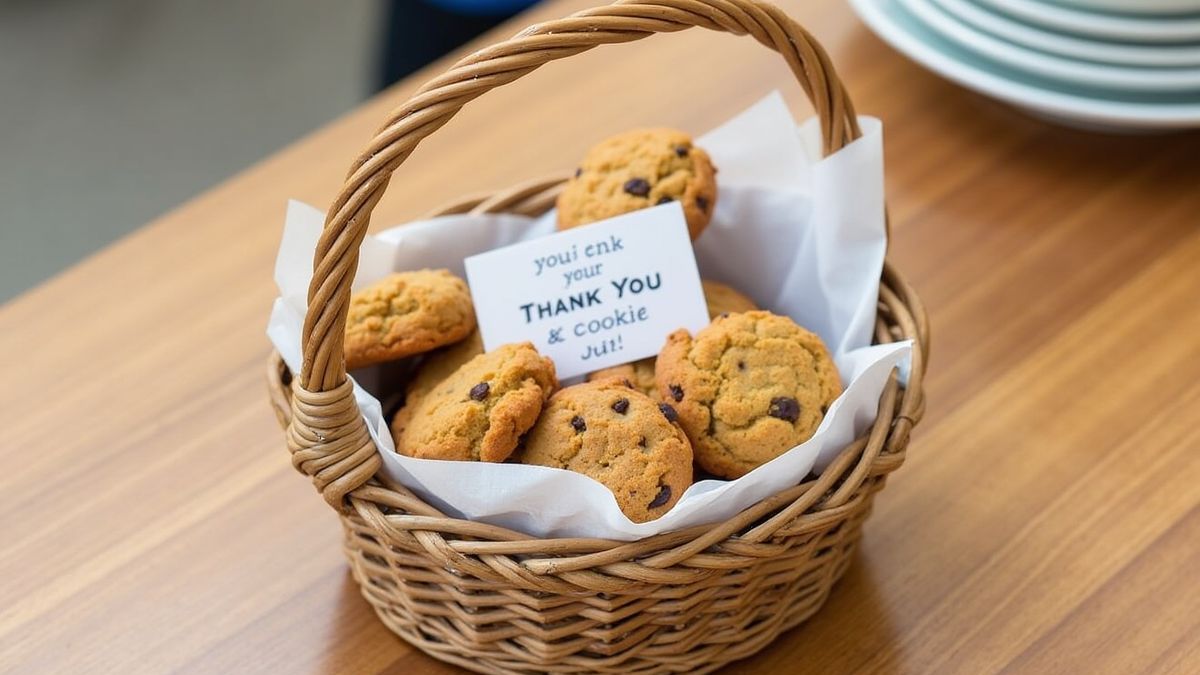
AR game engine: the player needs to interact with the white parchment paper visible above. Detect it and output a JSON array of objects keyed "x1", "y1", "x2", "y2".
[{"x1": 267, "y1": 92, "x2": 911, "y2": 540}]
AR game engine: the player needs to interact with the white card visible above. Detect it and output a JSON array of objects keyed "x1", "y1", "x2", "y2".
[{"x1": 464, "y1": 203, "x2": 710, "y2": 380}]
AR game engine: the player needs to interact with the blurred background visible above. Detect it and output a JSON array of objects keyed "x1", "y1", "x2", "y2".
[
  {"x1": 0, "y1": 0, "x2": 538, "y2": 303},
  {"x1": 4, "y1": 0, "x2": 1199, "y2": 303}
]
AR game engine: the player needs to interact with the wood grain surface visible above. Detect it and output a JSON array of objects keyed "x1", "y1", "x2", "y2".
[{"x1": 2, "y1": 0, "x2": 1198, "y2": 673}]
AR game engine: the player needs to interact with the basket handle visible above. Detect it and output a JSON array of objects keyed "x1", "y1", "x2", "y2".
[{"x1": 287, "y1": 0, "x2": 862, "y2": 507}]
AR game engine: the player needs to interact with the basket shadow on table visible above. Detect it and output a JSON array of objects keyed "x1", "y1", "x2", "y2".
[
  {"x1": 316, "y1": 573, "x2": 466, "y2": 674},
  {"x1": 734, "y1": 557, "x2": 903, "y2": 673}
]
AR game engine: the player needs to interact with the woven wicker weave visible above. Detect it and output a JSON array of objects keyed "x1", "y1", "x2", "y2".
[{"x1": 266, "y1": 1, "x2": 929, "y2": 672}]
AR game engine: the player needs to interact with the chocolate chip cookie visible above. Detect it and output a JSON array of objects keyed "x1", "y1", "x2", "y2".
[
  {"x1": 344, "y1": 269, "x2": 475, "y2": 370},
  {"x1": 392, "y1": 342, "x2": 557, "y2": 462},
  {"x1": 655, "y1": 311, "x2": 842, "y2": 479},
  {"x1": 585, "y1": 279, "x2": 758, "y2": 397},
  {"x1": 518, "y1": 380, "x2": 693, "y2": 523},
  {"x1": 557, "y1": 128, "x2": 717, "y2": 240}
]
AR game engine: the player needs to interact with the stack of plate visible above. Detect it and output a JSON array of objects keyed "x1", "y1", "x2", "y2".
[{"x1": 849, "y1": 0, "x2": 1200, "y2": 131}]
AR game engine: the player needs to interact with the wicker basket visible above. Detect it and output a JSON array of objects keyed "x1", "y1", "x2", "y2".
[{"x1": 266, "y1": 1, "x2": 929, "y2": 672}]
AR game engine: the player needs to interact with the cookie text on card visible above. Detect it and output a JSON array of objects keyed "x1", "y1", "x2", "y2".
[{"x1": 464, "y1": 203, "x2": 709, "y2": 380}]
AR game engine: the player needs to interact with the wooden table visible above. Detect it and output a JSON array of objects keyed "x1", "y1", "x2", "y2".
[{"x1": 3, "y1": 0, "x2": 1199, "y2": 672}]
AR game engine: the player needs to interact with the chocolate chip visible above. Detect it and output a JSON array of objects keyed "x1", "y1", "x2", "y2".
[
  {"x1": 669, "y1": 384, "x2": 684, "y2": 402},
  {"x1": 622, "y1": 378, "x2": 634, "y2": 390},
  {"x1": 658, "y1": 403, "x2": 679, "y2": 423},
  {"x1": 574, "y1": 167, "x2": 582, "y2": 178},
  {"x1": 820, "y1": 404, "x2": 829, "y2": 415},
  {"x1": 571, "y1": 415, "x2": 586, "y2": 433},
  {"x1": 656, "y1": 196, "x2": 673, "y2": 205},
  {"x1": 649, "y1": 484, "x2": 672, "y2": 508},
  {"x1": 737, "y1": 361, "x2": 746, "y2": 371},
  {"x1": 469, "y1": 382, "x2": 489, "y2": 401},
  {"x1": 696, "y1": 196, "x2": 710, "y2": 213},
  {"x1": 768, "y1": 397, "x2": 800, "y2": 423},
  {"x1": 638, "y1": 436, "x2": 647, "y2": 448},
  {"x1": 624, "y1": 178, "x2": 651, "y2": 197},
  {"x1": 612, "y1": 398, "x2": 629, "y2": 414},
  {"x1": 674, "y1": 145, "x2": 689, "y2": 158}
]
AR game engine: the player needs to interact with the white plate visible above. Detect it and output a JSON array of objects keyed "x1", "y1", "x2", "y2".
[
  {"x1": 973, "y1": 0, "x2": 1200, "y2": 43},
  {"x1": 933, "y1": 0, "x2": 1200, "y2": 67},
  {"x1": 904, "y1": 0, "x2": 1200, "y2": 91},
  {"x1": 848, "y1": 0, "x2": 1200, "y2": 130},
  {"x1": 1051, "y1": 0, "x2": 1200, "y2": 14}
]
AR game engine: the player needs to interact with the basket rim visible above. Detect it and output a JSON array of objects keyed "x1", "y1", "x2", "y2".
[{"x1": 270, "y1": 349, "x2": 908, "y2": 547}]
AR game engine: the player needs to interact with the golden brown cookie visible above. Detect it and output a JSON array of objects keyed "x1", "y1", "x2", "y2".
[
  {"x1": 586, "y1": 357, "x2": 659, "y2": 400},
  {"x1": 557, "y1": 128, "x2": 717, "y2": 240},
  {"x1": 344, "y1": 269, "x2": 475, "y2": 370},
  {"x1": 392, "y1": 342, "x2": 556, "y2": 462},
  {"x1": 405, "y1": 328, "x2": 485, "y2": 401},
  {"x1": 701, "y1": 279, "x2": 758, "y2": 318},
  {"x1": 518, "y1": 380, "x2": 692, "y2": 523},
  {"x1": 655, "y1": 311, "x2": 842, "y2": 479},
  {"x1": 585, "y1": 280, "x2": 758, "y2": 397}
]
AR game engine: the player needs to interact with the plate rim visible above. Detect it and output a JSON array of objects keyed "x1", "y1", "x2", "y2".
[
  {"x1": 1050, "y1": 0, "x2": 1200, "y2": 15},
  {"x1": 904, "y1": 0, "x2": 1200, "y2": 91},
  {"x1": 848, "y1": 0, "x2": 1200, "y2": 127},
  {"x1": 930, "y1": 0, "x2": 1200, "y2": 67},
  {"x1": 972, "y1": 0, "x2": 1200, "y2": 42}
]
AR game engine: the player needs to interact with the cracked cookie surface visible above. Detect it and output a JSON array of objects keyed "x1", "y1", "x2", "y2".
[
  {"x1": 344, "y1": 269, "x2": 475, "y2": 370},
  {"x1": 556, "y1": 128, "x2": 717, "y2": 240},
  {"x1": 517, "y1": 380, "x2": 692, "y2": 523},
  {"x1": 405, "y1": 328, "x2": 484, "y2": 401},
  {"x1": 392, "y1": 342, "x2": 556, "y2": 462},
  {"x1": 655, "y1": 311, "x2": 842, "y2": 479}
]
